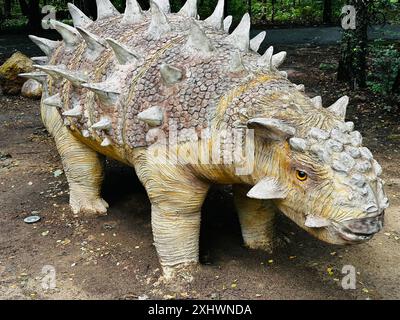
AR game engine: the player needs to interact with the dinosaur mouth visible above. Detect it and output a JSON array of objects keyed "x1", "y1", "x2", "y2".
[
  {"x1": 332, "y1": 212, "x2": 384, "y2": 243},
  {"x1": 335, "y1": 226, "x2": 374, "y2": 242}
]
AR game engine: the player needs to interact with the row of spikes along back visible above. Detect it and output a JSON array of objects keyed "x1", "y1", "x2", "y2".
[{"x1": 20, "y1": 0, "x2": 349, "y2": 148}]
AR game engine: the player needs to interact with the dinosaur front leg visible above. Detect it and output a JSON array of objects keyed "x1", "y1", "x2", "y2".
[
  {"x1": 135, "y1": 160, "x2": 209, "y2": 282},
  {"x1": 151, "y1": 204, "x2": 202, "y2": 282},
  {"x1": 43, "y1": 107, "x2": 108, "y2": 216},
  {"x1": 233, "y1": 185, "x2": 276, "y2": 253}
]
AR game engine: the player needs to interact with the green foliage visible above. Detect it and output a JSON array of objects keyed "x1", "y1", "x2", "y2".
[
  {"x1": 2, "y1": 0, "x2": 400, "y2": 28},
  {"x1": 1, "y1": 17, "x2": 28, "y2": 31},
  {"x1": 319, "y1": 62, "x2": 337, "y2": 71},
  {"x1": 367, "y1": 40, "x2": 400, "y2": 95}
]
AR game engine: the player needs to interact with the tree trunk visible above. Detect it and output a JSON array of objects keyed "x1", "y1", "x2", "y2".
[
  {"x1": 393, "y1": 68, "x2": 400, "y2": 93},
  {"x1": 83, "y1": 0, "x2": 97, "y2": 19},
  {"x1": 247, "y1": 0, "x2": 252, "y2": 17},
  {"x1": 4, "y1": 0, "x2": 12, "y2": 18},
  {"x1": 18, "y1": 0, "x2": 41, "y2": 32},
  {"x1": 322, "y1": 0, "x2": 332, "y2": 24},
  {"x1": 271, "y1": 0, "x2": 276, "y2": 23},
  {"x1": 337, "y1": 0, "x2": 369, "y2": 89}
]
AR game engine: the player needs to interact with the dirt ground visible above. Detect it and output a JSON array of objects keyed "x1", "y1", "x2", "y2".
[{"x1": 0, "y1": 45, "x2": 400, "y2": 300}]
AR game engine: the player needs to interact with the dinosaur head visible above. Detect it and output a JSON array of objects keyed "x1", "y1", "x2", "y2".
[{"x1": 246, "y1": 102, "x2": 388, "y2": 245}]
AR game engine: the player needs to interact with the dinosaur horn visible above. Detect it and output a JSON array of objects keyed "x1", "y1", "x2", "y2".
[
  {"x1": 229, "y1": 51, "x2": 246, "y2": 73},
  {"x1": 272, "y1": 51, "x2": 287, "y2": 69},
  {"x1": 311, "y1": 96, "x2": 322, "y2": 108},
  {"x1": 250, "y1": 31, "x2": 266, "y2": 53},
  {"x1": 327, "y1": 96, "x2": 349, "y2": 120},
  {"x1": 160, "y1": 64, "x2": 183, "y2": 85},
  {"x1": 31, "y1": 56, "x2": 48, "y2": 65},
  {"x1": 257, "y1": 46, "x2": 273, "y2": 69},
  {"x1": 289, "y1": 137, "x2": 308, "y2": 152},
  {"x1": 67, "y1": 3, "x2": 93, "y2": 27},
  {"x1": 34, "y1": 65, "x2": 87, "y2": 87},
  {"x1": 82, "y1": 129, "x2": 90, "y2": 138},
  {"x1": 50, "y1": 20, "x2": 81, "y2": 48},
  {"x1": 247, "y1": 117, "x2": 296, "y2": 140},
  {"x1": 184, "y1": 20, "x2": 214, "y2": 54},
  {"x1": 82, "y1": 82, "x2": 121, "y2": 104},
  {"x1": 76, "y1": 27, "x2": 107, "y2": 54},
  {"x1": 101, "y1": 137, "x2": 112, "y2": 147},
  {"x1": 91, "y1": 116, "x2": 112, "y2": 130},
  {"x1": 62, "y1": 106, "x2": 82, "y2": 118},
  {"x1": 226, "y1": 13, "x2": 251, "y2": 52},
  {"x1": 33, "y1": 65, "x2": 63, "y2": 79},
  {"x1": 204, "y1": 0, "x2": 224, "y2": 29},
  {"x1": 43, "y1": 94, "x2": 62, "y2": 108},
  {"x1": 223, "y1": 16, "x2": 232, "y2": 33},
  {"x1": 122, "y1": 0, "x2": 144, "y2": 24},
  {"x1": 154, "y1": 0, "x2": 171, "y2": 13},
  {"x1": 138, "y1": 106, "x2": 164, "y2": 126},
  {"x1": 56, "y1": 71, "x2": 87, "y2": 87},
  {"x1": 18, "y1": 72, "x2": 48, "y2": 84},
  {"x1": 305, "y1": 215, "x2": 331, "y2": 228},
  {"x1": 178, "y1": 0, "x2": 197, "y2": 18},
  {"x1": 247, "y1": 177, "x2": 287, "y2": 200},
  {"x1": 96, "y1": 0, "x2": 120, "y2": 19},
  {"x1": 147, "y1": 0, "x2": 171, "y2": 39},
  {"x1": 28, "y1": 35, "x2": 60, "y2": 57},
  {"x1": 280, "y1": 71, "x2": 288, "y2": 78},
  {"x1": 106, "y1": 38, "x2": 143, "y2": 65}
]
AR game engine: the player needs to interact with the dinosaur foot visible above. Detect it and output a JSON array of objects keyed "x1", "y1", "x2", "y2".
[
  {"x1": 69, "y1": 193, "x2": 109, "y2": 217},
  {"x1": 155, "y1": 263, "x2": 199, "y2": 292}
]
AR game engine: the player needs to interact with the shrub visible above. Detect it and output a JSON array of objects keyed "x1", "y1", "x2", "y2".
[{"x1": 368, "y1": 41, "x2": 400, "y2": 95}]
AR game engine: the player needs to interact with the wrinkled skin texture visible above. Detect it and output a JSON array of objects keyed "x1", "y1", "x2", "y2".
[{"x1": 30, "y1": 0, "x2": 388, "y2": 282}]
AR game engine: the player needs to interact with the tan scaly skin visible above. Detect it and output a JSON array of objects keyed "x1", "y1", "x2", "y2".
[{"x1": 23, "y1": 0, "x2": 388, "y2": 284}]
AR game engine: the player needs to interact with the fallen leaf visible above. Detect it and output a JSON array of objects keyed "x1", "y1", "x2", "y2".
[{"x1": 53, "y1": 169, "x2": 63, "y2": 177}]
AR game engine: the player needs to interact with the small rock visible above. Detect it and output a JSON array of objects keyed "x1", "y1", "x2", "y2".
[
  {"x1": 24, "y1": 215, "x2": 41, "y2": 224},
  {"x1": 0, "y1": 51, "x2": 33, "y2": 95},
  {"x1": 103, "y1": 221, "x2": 117, "y2": 230},
  {"x1": 21, "y1": 79, "x2": 42, "y2": 99},
  {"x1": 210, "y1": 293, "x2": 219, "y2": 299},
  {"x1": 53, "y1": 169, "x2": 63, "y2": 177}
]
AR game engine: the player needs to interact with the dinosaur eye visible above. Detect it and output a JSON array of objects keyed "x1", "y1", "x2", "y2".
[{"x1": 296, "y1": 170, "x2": 308, "y2": 181}]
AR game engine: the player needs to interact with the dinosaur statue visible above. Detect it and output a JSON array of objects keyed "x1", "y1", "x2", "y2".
[{"x1": 20, "y1": 0, "x2": 388, "y2": 281}]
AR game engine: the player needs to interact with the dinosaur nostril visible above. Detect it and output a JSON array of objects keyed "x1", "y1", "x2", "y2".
[{"x1": 365, "y1": 203, "x2": 378, "y2": 214}]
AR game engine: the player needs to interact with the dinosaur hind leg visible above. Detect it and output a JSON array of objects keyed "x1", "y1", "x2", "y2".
[{"x1": 42, "y1": 105, "x2": 108, "y2": 216}]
